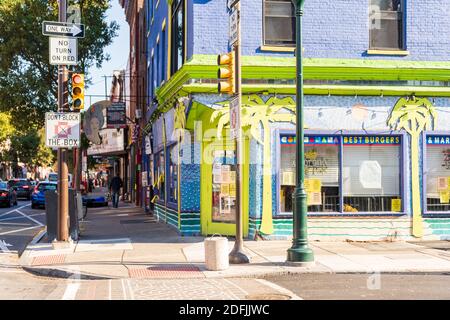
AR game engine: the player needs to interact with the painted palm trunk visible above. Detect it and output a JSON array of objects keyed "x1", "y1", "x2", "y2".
[{"x1": 387, "y1": 96, "x2": 437, "y2": 238}]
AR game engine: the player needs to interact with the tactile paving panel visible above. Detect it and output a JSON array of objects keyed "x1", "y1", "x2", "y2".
[
  {"x1": 32, "y1": 254, "x2": 66, "y2": 266},
  {"x1": 128, "y1": 264, "x2": 205, "y2": 279}
]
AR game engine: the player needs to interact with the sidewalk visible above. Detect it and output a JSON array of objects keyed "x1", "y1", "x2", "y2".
[{"x1": 19, "y1": 203, "x2": 450, "y2": 280}]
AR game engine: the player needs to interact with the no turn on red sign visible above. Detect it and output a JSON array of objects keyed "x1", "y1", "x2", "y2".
[{"x1": 45, "y1": 112, "x2": 80, "y2": 148}]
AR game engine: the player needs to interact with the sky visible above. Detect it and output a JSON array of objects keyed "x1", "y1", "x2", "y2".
[{"x1": 84, "y1": 0, "x2": 130, "y2": 106}]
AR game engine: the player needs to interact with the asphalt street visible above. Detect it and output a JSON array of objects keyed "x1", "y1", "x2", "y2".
[
  {"x1": 0, "y1": 200, "x2": 46, "y2": 256},
  {"x1": 264, "y1": 273, "x2": 450, "y2": 300},
  {"x1": 2, "y1": 201, "x2": 450, "y2": 300}
]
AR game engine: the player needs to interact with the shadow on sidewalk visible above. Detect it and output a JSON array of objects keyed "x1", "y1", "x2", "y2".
[{"x1": 75, "y1": 202, "x2": 205, "y2": 245}]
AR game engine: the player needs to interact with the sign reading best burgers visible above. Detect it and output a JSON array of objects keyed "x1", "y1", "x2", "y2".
[{"x1": 45, "y1": 112, "x2": 80, "y2": 148}]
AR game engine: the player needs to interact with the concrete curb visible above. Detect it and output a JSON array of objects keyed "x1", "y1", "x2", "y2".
[
  {"x1": 22, "y1": 266, "x2": 114, "y2": 280},
  {"x1": 18, "y1": 228, "x2": 46, "y2": 264},
  {"x1": 20, "y1": 262, "x2": 450, "y2": 280}
]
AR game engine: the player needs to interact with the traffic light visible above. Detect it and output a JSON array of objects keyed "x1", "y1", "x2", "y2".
[
  {"x1": 217, "y1": 52, "x2": 235, "y2": 94},
  {"x1": 71, "y1": 73, "x2": 85, "y2": 110}
]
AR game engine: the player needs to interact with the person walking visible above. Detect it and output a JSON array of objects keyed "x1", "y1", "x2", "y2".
[{"x1": 109, "y1": 174, "x2": 123, "y2": 208}]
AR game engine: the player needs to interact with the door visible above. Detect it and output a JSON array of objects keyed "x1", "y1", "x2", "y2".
[{"x1": 201, "y1": 136, "x2": 249, "y2": 236}]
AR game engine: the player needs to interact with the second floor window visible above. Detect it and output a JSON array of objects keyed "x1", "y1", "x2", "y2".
[
  {"x1": 263, "y1": 0, "x2": 295, "y2": 47},
  {"x1": 369, "y1": 0, "x2": 404, "y2": 50},
  {"x1": 170, "y1": 0, "x2": 185, "y2": 76}
]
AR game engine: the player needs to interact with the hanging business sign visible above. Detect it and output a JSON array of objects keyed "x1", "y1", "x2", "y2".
[
  {"x1": 87, "y1": 129, "x2": 125, "y2": 156},
  {"x1": 84, "y1": 100, "x2": 109, "y2": 145},
  {"x1": 45, "y1": 112, "x2": 80, "y2": 148},
  {"x1": 106, "y1": 103, "x2": 127, "y2": 129},
  {"x1": 145, "y1": 135, "x2": 152, "y2": 155}
]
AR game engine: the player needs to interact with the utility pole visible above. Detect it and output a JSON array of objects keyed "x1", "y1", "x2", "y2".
[
  {"x1": 228, "y1": 0, "x2": 249, "y2": 264},
  {"x1": 56, "y1": 0, "x2": 69, "y2": 243},
  {"x1": 287, "y1": 0, "x2": 314, "y2": 264}
]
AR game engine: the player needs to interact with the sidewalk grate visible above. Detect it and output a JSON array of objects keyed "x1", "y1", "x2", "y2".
[
  {"x1": 128, "y1": 264, "x2": 204, "y2": 279},
  {"x1": 32, "y1": 254, "x2": 66, "y2": 266}
]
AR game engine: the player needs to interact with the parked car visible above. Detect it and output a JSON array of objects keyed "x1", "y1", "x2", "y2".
[
  {"x1": 0, "y1": 181, "x2": 17, "y2": 207},
  {"x1": 48, "y1": 173, "x2": 73, "y2": 188},
  {"x1": 31, "y1": 182, "x2": 57, "y2": 209},
  {"x1": 8, "y1": 179, "x2": 33, "y2": 200},
  {"x1": 82, "y1": 194, "x2": 108, "y2": 207}
]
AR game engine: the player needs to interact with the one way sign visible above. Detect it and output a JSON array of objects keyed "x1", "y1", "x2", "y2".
[{"x1": 42, "y1": 21, "x2": 85, "y2": 38}]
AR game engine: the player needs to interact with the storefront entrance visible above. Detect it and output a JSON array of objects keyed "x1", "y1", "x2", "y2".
[{"x1": 200, "y1": 137, "x2": 249, "y2": 236}]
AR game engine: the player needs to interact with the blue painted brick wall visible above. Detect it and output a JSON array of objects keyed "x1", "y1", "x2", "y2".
[{"x1": 192, "y1": 0, "x2": 450, "y2": 61}]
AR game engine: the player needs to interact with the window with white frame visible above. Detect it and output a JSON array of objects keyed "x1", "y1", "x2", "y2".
[
  {"x1": 263, "y1": 0, "x2": 295, "y2": 47},
  {"x1": 369, "y1": 0, "x2": 404, "y2": 50}
]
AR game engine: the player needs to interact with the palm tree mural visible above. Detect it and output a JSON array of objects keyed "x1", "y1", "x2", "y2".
[
  {"x1": 387, "y1": 96, "x2": 437, "y2": 238},
  {"x1": 211, "y1": 94, "x2": 297, "y2": 235}
]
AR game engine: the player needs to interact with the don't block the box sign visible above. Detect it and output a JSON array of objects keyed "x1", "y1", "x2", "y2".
[{"x1": 45, "y1": 112, "x2": 80, "y2": 148}]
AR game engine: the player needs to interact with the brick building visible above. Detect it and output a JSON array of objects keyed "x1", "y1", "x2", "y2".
[
  {"x1": 120, "y1": 0, "x2": 148, "y2": 206},
  {"x1": 139, "y1": 0, "x2": 450, "y2": 240}
]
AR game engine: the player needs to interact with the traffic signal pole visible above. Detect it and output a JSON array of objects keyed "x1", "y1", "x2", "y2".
[
  {"x1": 56, "y1": 0, "x2": 70, "y2": 243},
  {"x1": 228, "y1": 1, "x2": 249, "y2": 264}
]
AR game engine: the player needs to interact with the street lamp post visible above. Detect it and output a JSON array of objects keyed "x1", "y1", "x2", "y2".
[{"x1": 287, "y1": 0, "x2": 314, "y2": 264}]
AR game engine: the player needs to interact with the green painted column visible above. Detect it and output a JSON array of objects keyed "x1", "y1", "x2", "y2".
[{"x1": 287, "y1": 0, "x2": 314, "y2": 264}]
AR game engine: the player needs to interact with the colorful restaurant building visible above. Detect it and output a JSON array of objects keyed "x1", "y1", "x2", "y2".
[{"x1": 142, "y1": 0, "x2": 450, "y2": 241}]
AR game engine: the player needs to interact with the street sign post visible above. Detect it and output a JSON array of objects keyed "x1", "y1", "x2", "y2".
[
  {"x1": 45, "y1": 112, "x2": 80, "y2": 149},
  {"x1": 227, "y1": 1, "x2": 249, "y2": 265},
  {"x1": 49, "y1": 37, "x2": 78, "y2": 65},
  {"x1": 42, "y1": 21, "x2": 85, "y2": 38},
  {"x1": 229, "y1": 8, "x2": 238, "y2": 46},
  {"x1": 229, "y1": 95, "x2": 240, "y2": 140}
]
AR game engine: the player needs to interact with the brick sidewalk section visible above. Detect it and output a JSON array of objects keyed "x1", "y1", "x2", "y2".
[{"x1": 19, "y1": 203, "x2": 450, "y2": 280}]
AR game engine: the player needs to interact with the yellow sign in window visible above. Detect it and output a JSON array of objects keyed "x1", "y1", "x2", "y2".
[{"x1": 391, "y1": 199, "x2": 402, "y2": 212}]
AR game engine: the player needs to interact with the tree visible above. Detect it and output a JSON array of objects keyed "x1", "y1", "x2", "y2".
[
  {"x1": 0, "y1": 0, "x2": 119, "y2": 130},
  {"x1": 9, "y1": 128, "x2": 55, "y2": 172},
  {"x1": 387, "y1": 96, "x2": 437, "y2": 238},
  {"x1": 0, "y1": 113, "x2": 15, "y2": 178}
]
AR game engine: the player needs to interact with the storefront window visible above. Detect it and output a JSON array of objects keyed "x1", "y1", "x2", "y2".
[
  {"x1": 425, "y1": 136, "x2": 450, "y2": 212},
  {"x1": 155, "y1": 150, "x2": 165, "y2": 202},
  {"x1": 168, "y1": 145, "x2": 178, "y2": 204},
  {"x1": 212, "y1": 149, "x2": 237, "y2": 223},
  {"x1": 278, "y1": 133, "x2": 404, "y2": 214},
  {"x1": 280, "y1": 135, "x2": 340, "y2": 213},
  {"x1": 343, "y1": 136, "x2": 402, "y2": 212}
]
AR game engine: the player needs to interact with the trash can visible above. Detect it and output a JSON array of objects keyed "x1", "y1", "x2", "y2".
[
  {"x1": 204, "y1": 236, "x2": 229, "y2": 271},
  {"x1": 45, "y1": 190, "x2": 58, "y2": 241},
  {"x1": 45, "y1": 189, "x2": 79, "y2": 241}
]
